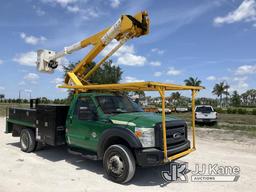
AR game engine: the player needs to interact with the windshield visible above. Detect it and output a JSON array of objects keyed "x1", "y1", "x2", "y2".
[
  {"x1": 196, "y1": 106, "x2": 213, "y2": 113},
  {"x1": 96, "y1": 95, "x2": 143, "y2": 114}
]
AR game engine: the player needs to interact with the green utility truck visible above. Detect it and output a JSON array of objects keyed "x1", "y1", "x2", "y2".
[{"x1": 6, "y1": 92, "x2": 189, "y2": 183}]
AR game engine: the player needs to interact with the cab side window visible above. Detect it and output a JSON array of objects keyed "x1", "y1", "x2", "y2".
[{"x1": 75, "y1": 97, "x2": 97, "y2": 120}]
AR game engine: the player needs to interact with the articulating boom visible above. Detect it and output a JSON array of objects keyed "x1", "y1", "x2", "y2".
[{"x1": 37, "y1": 11, "x2": 150, "y2": 86}]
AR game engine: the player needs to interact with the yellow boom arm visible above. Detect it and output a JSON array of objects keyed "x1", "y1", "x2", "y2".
[{"x1": 37, "y1": 11, "x2": 150, "y2": 86}]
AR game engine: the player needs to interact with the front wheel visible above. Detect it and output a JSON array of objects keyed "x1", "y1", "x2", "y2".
[{"x1": 103, "y1": 145, "x2": 136, "y2": 184}]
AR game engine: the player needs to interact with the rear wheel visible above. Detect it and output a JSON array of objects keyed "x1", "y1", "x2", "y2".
[
  {"x1": 103, "y1": 144, "x2": 136, "y2": 184},
  {"x1": 20, "y1": 129, "x2": 37, "y2": 153}
]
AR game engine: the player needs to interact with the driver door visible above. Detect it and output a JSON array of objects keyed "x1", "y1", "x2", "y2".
[{"x1": 67, "y1": 96, "x2": 98, "y2": 150}]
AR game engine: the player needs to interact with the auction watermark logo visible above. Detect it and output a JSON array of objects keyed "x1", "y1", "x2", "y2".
[
  {"x1": 161, "y1": 162, "x2": 240, "y2": 183},
  {"x1": 162, "y1": 162, "x2": 189, "y2": 183}
]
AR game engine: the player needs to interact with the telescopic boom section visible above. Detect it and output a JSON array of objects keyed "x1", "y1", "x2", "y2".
[{"x1": 36, "y1": 11, "x2": 150, "y2": 86}]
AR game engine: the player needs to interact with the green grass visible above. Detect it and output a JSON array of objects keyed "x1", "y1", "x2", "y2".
[
  {"x1": 0, "y1": 103, "x2": 30, "y2": 117},
  {"x1": 171, "y1": 112, "x2": 256, "y2": 136}
]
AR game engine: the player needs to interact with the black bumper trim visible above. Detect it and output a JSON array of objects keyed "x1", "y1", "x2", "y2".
[
  {"x1": 196, "y1": 119, "x2": 217, "y2": 122},
  {"x1": 135, "y1": 140, "x2": 190, "y2": 167}
]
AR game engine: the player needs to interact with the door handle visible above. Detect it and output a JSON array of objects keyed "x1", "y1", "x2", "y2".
[{"x1": 69, "y1": 116, "x2": 73, "y2": 124}]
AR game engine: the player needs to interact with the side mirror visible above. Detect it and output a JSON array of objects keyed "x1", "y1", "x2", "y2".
[{"x1": 78, "y1": 106, "x2": 97, "y2": 121}]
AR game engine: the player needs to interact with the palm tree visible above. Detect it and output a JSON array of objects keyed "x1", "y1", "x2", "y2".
[
  {"x1": 241, "y1": 89, "x2": 256, "y2": 106},
  {"x1": 170, "y1": 92, "x2": 181, "y2": 106},
  {"x1": 241, "y1": 92, "x2": 249, "y2": 106},
  {"x1": 184, "y1": 77, "x2": 202, "y2": 86},
  {"x1": 231, "y1": 91, "x2": 241, "y2": 107},
  {"x1": 212, "y1": 81, "x2": 230, "y2": 107}
]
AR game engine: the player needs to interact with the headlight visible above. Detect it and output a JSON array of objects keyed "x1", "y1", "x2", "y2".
[{"x1": 135, "y1": 127, "x2": 155, "y2": 148}]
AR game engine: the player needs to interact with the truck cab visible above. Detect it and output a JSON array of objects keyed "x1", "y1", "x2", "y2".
[{"x1": 67, "y1": 92, "x2": 190, "y2": 182}]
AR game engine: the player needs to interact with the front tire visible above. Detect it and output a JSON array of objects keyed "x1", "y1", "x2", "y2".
[
  {"x1": 103, "y1": 145, "x2": 136, "y2": 184},
  {"x1": 20, "y1": 129, "x2": 37, "y2": 153}
]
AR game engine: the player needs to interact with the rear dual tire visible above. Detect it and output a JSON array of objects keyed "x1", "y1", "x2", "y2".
[{"x1": 20, "y1": 129, "x2": 37, "y2": 153}]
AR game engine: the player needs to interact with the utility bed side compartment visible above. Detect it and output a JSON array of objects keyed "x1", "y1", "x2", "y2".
[
  {"x1": 35, "y1": 104, "x2": 69, "y2": 146},
  {"x1": 6, "y1": 108, "x2": 36, "y2": 135}
]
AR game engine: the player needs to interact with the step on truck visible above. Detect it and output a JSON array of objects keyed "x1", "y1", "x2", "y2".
[{"x1": 6, "y1": 94, "x2": 191, "y2": 183}]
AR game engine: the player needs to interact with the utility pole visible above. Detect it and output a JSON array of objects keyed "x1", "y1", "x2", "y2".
[
  {"x1": 18, "y1": 90, "x2": 23, "y2": 103},
  {"x1": 19, "y1": 90, "x2": 22, "y2": 100}
]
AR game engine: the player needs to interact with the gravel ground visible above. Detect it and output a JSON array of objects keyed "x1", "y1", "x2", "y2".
[{"x1": 0, "y1": 117, "x2": 255, "y2": 192}]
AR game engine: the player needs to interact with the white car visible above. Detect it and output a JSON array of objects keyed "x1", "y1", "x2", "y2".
[
  {"x1": 195, "y1": 105, "x2": 217, "y2": 125},
  {"x1": 176, "y1": 107, "x2": 189, "y2": 113},
  {"x1": 157, "y1": 108, "x2": 172, "y2": 114}
]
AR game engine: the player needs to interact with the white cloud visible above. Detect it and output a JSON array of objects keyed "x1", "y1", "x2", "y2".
[
  {"x1": 116, "y1": 53, "x2": 146, "y2": 66},
  {"x1": 154, "y1": 72, "x2": 162, "y2": 77},
  {"x1": 165, "y1": 79, "x2": 175, "y2": 84},
  {"x1": 234, "y1": 76, "x2": 248, "y2": 82},
  {"x1": 20, "y1": 69, "x2": 28, "y2": 73},
  {"x1": 51, "y1": 77, "x2": 65, "y2": 90},
  {"x1": 24, "y1": 73, "x2": 39, "y2": 84},
  {"x1": 81, "y1": 8, "x2": 100, "y2": 20},
  {"x1": 235, "y1": 64, "x2": 256, "y2": 75},
  {"x1": 33, "y1": 5, "x2": 46, "y2": 16},
  {"x1": 214, "y1": 0, "x2": 256, "y2": 25},
  {"x1": 0, "y1": 86, "x2": 5, "y2": 91},
  {"x1": 24, "y1": 89, "x2": 32, "y2": 93},
  {"x1": 150, "y1": 61, "x2": 161, "y2": 66},
  {"x1": 167, "y1": 67, "x2": 181, "y2": 76},
  {"x1": 20, "y1": 33, "x2": 46, "y2": 45},
  {"x1": 110, "y1": 0, "x2": 120, "y2": 8},
  {"x1": 41, "y1": 0, "x2": 77, "y2": 7},
  {"x1": 51, "y1": 77, "x2": 64, "y2": 84},
  {"x1": 67, "y1": 5, "x2": 80, "y2": 13},
  {"x1": 0, "y1": 59, "x2": 3, "y2": 64},
  {"x1": 206, "y1": 75, "x2": 230, "y2": 82},
  {"x1": 18, "y1": 81, "x2": 26, "y2": 86},
  {"x1": 102, "y1": 40, "x2": 134, "y2": 57},
  {"x1": 229, "y1": 76, "x2": 249, "y2": 93},
  {"x1": 102, "y1": 41, "x2": 147, "y2": 67},
  {"x1": 151, "y1": 48, "x2": 165, "y2": 55},
  {"x1": 41, "y1": 0, "x2": 100, "y2": 20},
  {"x1": 206, "y1": 75, "x2": 216, "y2": 81},
  {"x1": 13, "y1": 51, "x2": 36, "y2": 66},
  {"x1": 123, "y1": 76, "x2": 144, "y2": 83}
]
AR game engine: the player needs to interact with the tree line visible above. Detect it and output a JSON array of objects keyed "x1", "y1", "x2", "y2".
[
  {"x1": 1, "y1": 60, "x2": 255, "y2": 108},
  {"x1": 171, "y1": 77, "x2": 256, "y2": 108}
]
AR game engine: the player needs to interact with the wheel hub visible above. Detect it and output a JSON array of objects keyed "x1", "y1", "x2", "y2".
[
  {"x1": 21, "y1": 133, "x2": 29, "y2": 149},
  {"x1": 108, "y1": 155, "x2": 124, "y2": 175}
]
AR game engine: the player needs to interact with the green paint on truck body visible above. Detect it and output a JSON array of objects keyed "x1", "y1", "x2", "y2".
[
  {"x1": 65, "y1": 92, "x2": 180, "y2": 152},
  {"x1": 6, "y1": 92, "x2": 181, "y2": 154}
]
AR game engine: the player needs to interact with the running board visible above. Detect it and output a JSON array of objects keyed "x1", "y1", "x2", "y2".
[{"x1": 67, "y1": 147, "x2": 98, "y2": 160}]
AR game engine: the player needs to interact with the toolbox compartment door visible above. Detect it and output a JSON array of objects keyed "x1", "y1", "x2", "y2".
[{"x1": 36, "y1": 105, "x2": 69, "y2": 146}]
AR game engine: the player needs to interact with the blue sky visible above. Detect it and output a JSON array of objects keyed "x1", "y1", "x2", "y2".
[{"x1": 0, "y1": 0, "x2": 256, "y2": 99}]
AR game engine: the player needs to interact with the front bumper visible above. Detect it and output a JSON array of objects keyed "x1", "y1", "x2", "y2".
[
  {"x1": 135, "y1": 140, "x2": 190, "y2": 167},
  {"x1": 196, "y1": 118, "x2": 217, "y2": 123}
]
